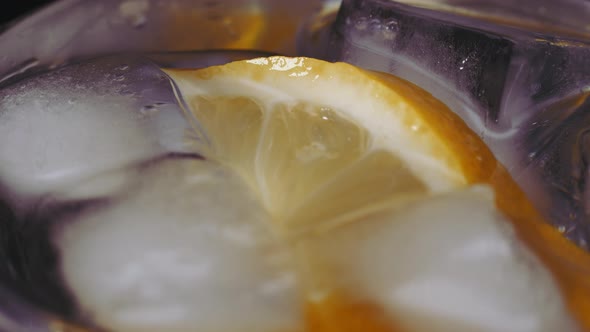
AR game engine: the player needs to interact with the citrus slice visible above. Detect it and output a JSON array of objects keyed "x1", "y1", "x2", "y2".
[
  {"x1": 160, "y1": 57, "x2": 590, "y2": 332},
  {"x1": 168, "y1": 57, "x2": 467, "y2": 233}
]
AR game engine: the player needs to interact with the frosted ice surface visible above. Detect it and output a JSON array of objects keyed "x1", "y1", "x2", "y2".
[
  {"x1": 55, "y1": 158, "x2": 302, "y2": 332},
  {"x1": 0, "y1": 56, "x2": 190, "y2": 198},
  {"x1": 302, "y1": 186, "x2": 578, "y2": 332}
]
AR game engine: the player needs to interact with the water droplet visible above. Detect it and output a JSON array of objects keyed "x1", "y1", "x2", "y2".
[{"x1": 558, "y1": 225, "x2": 566, "y2": 233}]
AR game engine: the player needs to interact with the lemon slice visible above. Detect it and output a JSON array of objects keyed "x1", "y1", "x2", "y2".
[
  {"x1": 162, "y1": 57, "x2": 590, "y2": 332},
  {"x1": 167, "y1": 57, "x2": 468, "y2": 234}
]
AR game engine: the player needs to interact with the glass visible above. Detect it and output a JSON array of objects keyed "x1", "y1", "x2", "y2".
[
  {"x1": 1, "y1": 0, "x2": 589, "y2": 331},
  {"x1": 301, "y1": 0, "x2": 590, "y2": 248}
]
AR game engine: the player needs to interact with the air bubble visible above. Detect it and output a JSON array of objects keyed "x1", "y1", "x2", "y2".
[
  {"x1": 382, "y1": 20, "x2": 399, "y2": 40},
  {"x1": 140, "y1": 104, "x2": 161, "y2": 116},
  {"x1": 355, "y1": 17, "x2": 369, "y2": 31},
  {"x1": 368, "y1": 19, "x2": 381, "y2": 32}
]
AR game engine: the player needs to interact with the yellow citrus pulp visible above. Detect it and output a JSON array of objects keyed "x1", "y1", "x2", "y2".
[{"x1": 162, "y1": 56, "x2": 590, "y2": 332}]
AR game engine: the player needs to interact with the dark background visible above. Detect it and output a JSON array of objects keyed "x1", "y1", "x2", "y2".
[{"x1": 1, "y1": 0, "x2": 56, "y2": 26}]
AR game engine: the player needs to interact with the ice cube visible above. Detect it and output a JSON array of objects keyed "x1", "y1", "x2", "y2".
[
  {"x1": 299, "y1": 186, "x2": 577, "y2": 332},
  {"x1": 0, "y1": 56, "x2": 190, "y2": 200},
  {"x1": 55, "y1": 157, "x2": 302, "y2": 332}
]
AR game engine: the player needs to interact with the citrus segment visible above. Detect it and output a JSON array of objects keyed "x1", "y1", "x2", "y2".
[
  {"x1": 184, "y1": 96, "x2": 263, "y2": 190},
  {"x1": 286, "y1": 150, "x2": 426, "y2": 235},
  {"x1": 256, "y1": 103, "x2": 369, "y2": 224}
]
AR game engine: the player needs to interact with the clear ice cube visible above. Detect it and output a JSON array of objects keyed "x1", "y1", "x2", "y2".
[
  {"x1": 55, "y1": 157, "x2": 302, "y2": 332},
  {"x1": 299, "y1": 186, "x2": 576, "y2": 332},
  {"x1": 0, "y1": 55, "x2": 195, "y2": 204}
]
